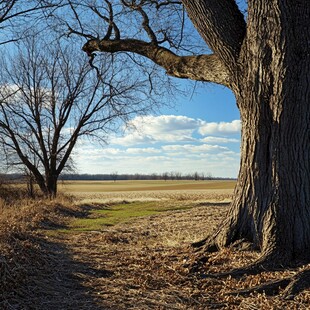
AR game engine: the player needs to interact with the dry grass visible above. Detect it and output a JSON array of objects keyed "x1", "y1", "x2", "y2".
[
  {"x1": 1, "y1": 184, "x2": 310, "y2": 309},
  {"x1": 0, "y1": 191, "x2": 81, "y2": 308},
  {"x1": 59, "y1": 179, "x2": 236, "y2": 193}
]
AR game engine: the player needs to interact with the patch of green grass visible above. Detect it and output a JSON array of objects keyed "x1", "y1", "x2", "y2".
[{"x1": 67, "y1": 201, "x2": 192, "y2": 232}]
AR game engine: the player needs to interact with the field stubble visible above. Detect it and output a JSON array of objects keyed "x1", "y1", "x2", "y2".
[{"x1": 71, "y1": 189, "x2": 233, "y2": 204}]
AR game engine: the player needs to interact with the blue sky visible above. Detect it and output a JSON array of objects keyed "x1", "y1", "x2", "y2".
[
  {"x1": 0, "y1": 1, "x2": 245, "y2": 178},
  {"x1": 74, "y1": 1, "x2": 247, "y2": 178},
  {"x1": 75, "y1": 83, "x2": 241, "y2": 178}
]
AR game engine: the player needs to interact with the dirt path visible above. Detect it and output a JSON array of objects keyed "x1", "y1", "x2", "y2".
[{"x1": 11, "y1": 204, "x2": 226, "y2": 310}]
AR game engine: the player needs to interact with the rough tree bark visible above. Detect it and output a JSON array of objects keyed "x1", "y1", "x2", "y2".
[
  {"x1": 82, "y1": 0, "x2": 310, "y2": 266},
  {"x1": 199, "y1": 0, "x2": 310, "y2": 264}
]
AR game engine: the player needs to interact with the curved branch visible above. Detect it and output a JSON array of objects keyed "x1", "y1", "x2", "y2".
[
  {"x1": 90, "y1": 1, "x2": 120, "y2": 40},
  {"x1": 121, "y1": 0, "x2": 158, "y2": 43},
  {"x1": 83, "y1": 38, "x2": 231, "y2": 87},
  {"x1": 182, "y1": 0, "x2": 246, "y2": 70}
]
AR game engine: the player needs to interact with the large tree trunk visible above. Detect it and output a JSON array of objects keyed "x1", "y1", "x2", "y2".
[
  {"x1": 32, "y1": 171, "x2": 58, "y2": 199},
  {"x1": 45, "y1": 173, "x2": 58, "y2": 199},
  {"x1": 81, "y1": 0, "x2": 310, "y2": 265},
  {"x1": 197, "y1": 1, "x2": 310, "y2": 264}
]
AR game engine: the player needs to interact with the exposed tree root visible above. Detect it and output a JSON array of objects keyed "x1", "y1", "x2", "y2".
[
  {"x1": 192, "y1": 237, "x2": 210, "y2": 249},
  {"x1": 190, "y1": 237, "x2": 310, "y2": 299},
  {"x1": 282, "y1": 268, "x2": 310, "y2": 300},
  {"x1": 227, "y1": 269, "x2": 310, "y2": 299},
  {"x1": 197, "y1": 262, "x2": 286, "y2": 280},
  {"x1": 228, "y1": 278, "x2": 291, "y2": 296}
]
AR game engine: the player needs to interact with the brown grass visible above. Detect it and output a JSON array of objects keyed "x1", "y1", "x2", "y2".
[
  {"x1": 1, "y1": 184, "x2": 310, "y2": 309},
  {"x1": 0, "y1": 191, "x2": 81, "y2": 308}
]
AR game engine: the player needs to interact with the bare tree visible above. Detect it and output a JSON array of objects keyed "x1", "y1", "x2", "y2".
[
  {"x1": 0, "y1": 0, "x2": 64, "y2": 45},
  {"x1": 0, "y1": 36, "x2": 152, "y2": 198},
  {"x1": 193, "y1": 171, "x2": 199, "y2": 181},
  {"x1": 205, "y1": 172, "x2": 213, "y2": 181},
  {"x1": 57, "y1": 0, "x2": 310, "y2": 292},
  {"x1": 162, "y1": 172, "x2": 169, "y2": 181},
  {"x1": 110, "y1": 171, "x2": 118, "y2": 182}
]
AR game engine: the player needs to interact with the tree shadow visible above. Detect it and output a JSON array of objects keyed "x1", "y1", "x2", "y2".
[{"x1": 7, "y1": 234, "x2": 114, "y2": 310}]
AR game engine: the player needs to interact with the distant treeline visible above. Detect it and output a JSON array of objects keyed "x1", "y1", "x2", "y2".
[
  {"x1": 58, "y1": 172, "x2": 234, "y2": 181},
  {"x1": 59, "y1": 173, "x2": 210, "y2": 181},
  {"x1": 1, "y1": 173, "x2": 236, "y2": 182}
]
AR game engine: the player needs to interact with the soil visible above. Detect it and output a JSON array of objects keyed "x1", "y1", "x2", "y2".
[{"x1": 4, "y1": 198, "x2": 310, "y2": 309}]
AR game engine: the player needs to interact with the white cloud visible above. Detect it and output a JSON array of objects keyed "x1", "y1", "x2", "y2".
[
  {"x1": 113, "y1": 132, "x2": 155, "y2": 146},
  {"x1": 75, "y1": 152, "x2": 239, "y2": 178},
  {"x1": 113, "y1": 116, "x2": 241, "y2": 147},
  {"x1": 199, "y1": 120, "x2": 241, "y2": 135},
  {"x1": 72, "y1": 115, "x2": 242, "y2": 178},
  {"x1": 126, "y1": 147, "x2": 161, "y2": 154},
  {"x1": 102, "y1": 148, "x2": 122, "y2": 155},
  {"x1": 114, "y1": 115, "x2": 201, "y2": 146},
  {"x1": 162, "y1": 144, "x2": 228, "y2": 153},
  {"x1": 201, "y1": 136, "x2": 240, "y2": 144},
  {"x1": 130, "y1": 115, "x2": 200, "y2": 131},
  {"x1": 74, "y1": 145, "x2": 240, "y2": 178}
]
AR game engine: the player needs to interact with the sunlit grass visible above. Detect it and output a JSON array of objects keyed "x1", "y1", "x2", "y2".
[{"x1": 67, "y1": 201, "x2": 193, "y2": 232}]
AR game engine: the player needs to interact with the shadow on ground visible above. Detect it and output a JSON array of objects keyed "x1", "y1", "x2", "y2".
[{"x1": 4, "y1": 234, "x2": 113, "y2": 310}]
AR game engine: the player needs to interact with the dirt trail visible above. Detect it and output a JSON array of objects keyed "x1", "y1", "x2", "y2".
[{"x1": 11, "y1": 204, "x2": 226, "y2": 310}]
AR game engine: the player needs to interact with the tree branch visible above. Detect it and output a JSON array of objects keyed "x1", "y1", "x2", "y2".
[
  {"x1": 121, "y1": 0, "x2": 158, "y2": 43},
  {"x1": 83, "y1": 38, "x2": 231, "y2": 87},
  {"x1": 181, "y1": 0, "x2": 246, "y2": 70}
]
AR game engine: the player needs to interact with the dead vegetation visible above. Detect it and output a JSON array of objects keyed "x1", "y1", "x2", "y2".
[{"x1": 1, "y1": 188, "x2": 310, "y2": 309}]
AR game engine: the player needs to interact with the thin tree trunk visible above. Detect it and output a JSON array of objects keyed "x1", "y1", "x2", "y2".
[{"x1": 27, "y1": 173, "x2": 35, "y2": 198}]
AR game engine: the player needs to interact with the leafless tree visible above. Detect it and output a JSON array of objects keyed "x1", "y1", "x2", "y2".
[
  {"x1": 110, "y1": 171, "x2": 118, "y2": 182},
  {"x1": 193, "y1": 171, "x2": 200, "y2": 181},
  {"x1": 0, "y1": 36, "x2": 152, "y2": 197},
  {"x1": 0, "y1": 0, "x2": 64, "y2": 45}
]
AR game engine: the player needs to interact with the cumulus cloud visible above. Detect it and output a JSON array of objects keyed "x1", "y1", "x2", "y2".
[
  {"x1": 129, "y1": 115, "x2": 200, "y2": 131},
  {"x1": 73, "y1": 115, "x2": 241, "y2": 178},
  {"x1": 201, "y1": 136, "x2": 240, "y2": 144},
  {"x1": 113, "y1": 116, "x2": 241, "y2": 146},
  {"x1": 113, "y1": 132, "x2": 155, "y2": 146},
  {"x1": 162, "y1": 144, "x2": 228, "y2": 153},
  {"x1": 126, "y1": 147, "x2": 161, "y2": 154},
  {"x1": 75, "y1": 147, "x2": 123, "y2": 161},
  {"x1": 114, "y1": 115, "x2": 201, "y2": 146},
  {"x1": 199, "y1": 120, "x2": 241, "y2": 135}
]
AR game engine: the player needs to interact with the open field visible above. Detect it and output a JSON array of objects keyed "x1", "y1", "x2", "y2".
[
  {"x1": 59, "y1": 180, "x2": 235, "y2": 203},
  {"x1": 59, "y1": 180, "x2": 236, "y2": 192},
  {"x1": 2, "y1": 180, "x2": 310, "y2": 309}
]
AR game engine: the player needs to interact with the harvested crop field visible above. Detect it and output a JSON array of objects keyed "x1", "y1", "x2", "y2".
[
  {"x1": 59, "y1": 180, "x2": 235, "y2": 203},
  {"x1": 60, "y1": 180, "x2": 236, "y2": 192},
  {"x1": 2, "y1": 180, "x2": 310, "y2": 309}
]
